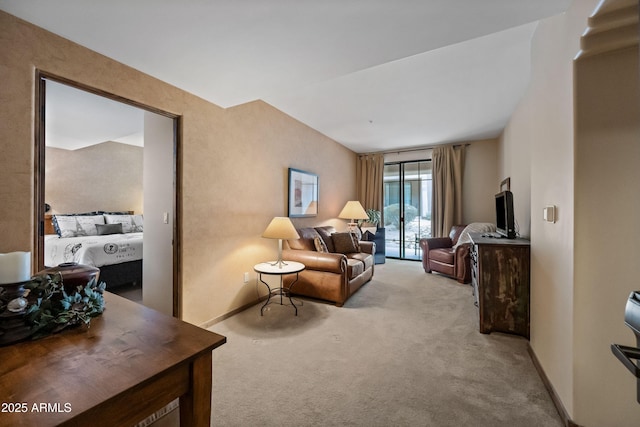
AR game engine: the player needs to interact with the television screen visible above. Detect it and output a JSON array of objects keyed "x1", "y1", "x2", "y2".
[{"x1": 495, "y1": 191, "x2": 515, "y2": 239}]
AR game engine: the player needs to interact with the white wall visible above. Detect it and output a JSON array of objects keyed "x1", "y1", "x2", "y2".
[{"x1": 143, "y1": 112, "x2": 175, "y2": 316}]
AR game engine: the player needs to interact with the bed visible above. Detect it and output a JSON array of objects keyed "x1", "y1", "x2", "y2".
[{"x1": 44, "y1": 212, "x2": 143, "y2": 289}]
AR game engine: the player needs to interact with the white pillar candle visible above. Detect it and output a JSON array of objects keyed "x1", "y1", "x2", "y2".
[{"x1": 0, "y1": 251, "x2": 31, "y2": 284}]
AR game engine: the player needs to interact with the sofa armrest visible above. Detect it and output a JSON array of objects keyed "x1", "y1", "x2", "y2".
[
  {"x1": 358, "y1": 241, "x2": 375, "y2": 255},
  {"x1": 282, "y1": 249, "x2": 346, "y2": 274}
]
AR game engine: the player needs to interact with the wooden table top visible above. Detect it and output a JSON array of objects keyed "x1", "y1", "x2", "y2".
[{"x1": 0, "y1": 292, "x2": 226, "y2": 426}]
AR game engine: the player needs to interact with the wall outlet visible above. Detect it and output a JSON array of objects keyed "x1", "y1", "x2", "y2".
[{"x1": 243, "y1": 272, "x2": 249, "y2": 283}]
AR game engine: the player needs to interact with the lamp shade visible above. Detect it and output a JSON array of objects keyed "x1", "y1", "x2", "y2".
[
  {"x1": 338, "y1": 201, "x2": 369, "y2": 220},
  {"x1": 262, "y1": 217, "x2": 300, "y2": 240}
]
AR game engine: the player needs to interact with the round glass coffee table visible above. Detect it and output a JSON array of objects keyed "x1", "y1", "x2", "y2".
[{"x1": 253, "y1": 261, "x2": 305, "y2": 316}]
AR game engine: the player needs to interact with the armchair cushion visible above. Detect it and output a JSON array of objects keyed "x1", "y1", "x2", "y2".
[
  {"x1": 347, "y1": 258, "x2": 364, "y2": 277},
  {"x1": 348, "y1": 252, "x2": 374, "y2": 271},
  {"x1": 429, "y1": 248, "x2": 455, "y2": 265}
]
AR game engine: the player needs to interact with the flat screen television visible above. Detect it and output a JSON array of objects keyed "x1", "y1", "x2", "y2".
[{"x1": 495, "y1": 190, "x2": 515, "y2": 239}]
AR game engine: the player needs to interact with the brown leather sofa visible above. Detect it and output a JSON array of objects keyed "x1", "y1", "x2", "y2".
[
  {"x1": 282, "y1": 226, "x2": 375, "y2": 306},
  {"x1": 419, "y1": 225, "x2": 471, "y2": 284}
]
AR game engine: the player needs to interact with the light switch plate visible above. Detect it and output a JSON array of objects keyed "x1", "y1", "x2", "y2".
[{"x1": 543, "y1": 205, "x2": 556, "y2": 223}]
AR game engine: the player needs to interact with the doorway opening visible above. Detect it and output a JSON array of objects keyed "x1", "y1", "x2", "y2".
[{"x1": 34, "y1": 72, "x2": 182, "y2": 317}]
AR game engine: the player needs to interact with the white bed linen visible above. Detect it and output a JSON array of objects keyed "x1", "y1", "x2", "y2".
[{"x1": 44, "y1": 232, "x2": 143, "y2": 268}]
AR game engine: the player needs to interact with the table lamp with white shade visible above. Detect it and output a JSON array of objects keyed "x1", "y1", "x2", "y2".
[
  {"x1": 262, "y1": 217, "x2": 300, "y2": 268},
  {"x1": 338, "y1": 201, "x2": 369, "y2": 231},
  {"x1": 0, "y1": 251, "x2": 31, "y2": 312},
  {"x1": 0, "y1": 251, "x2": 31, "y2": 285}
]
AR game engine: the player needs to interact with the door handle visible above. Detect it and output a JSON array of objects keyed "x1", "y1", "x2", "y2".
[{"x1": 611, "y1": 343, "x2": 640, "y2": 378}]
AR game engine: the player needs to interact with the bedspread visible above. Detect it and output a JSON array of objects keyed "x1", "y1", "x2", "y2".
[{"x1": 44, "y1": 233, "x2": 143, "y2": 268}]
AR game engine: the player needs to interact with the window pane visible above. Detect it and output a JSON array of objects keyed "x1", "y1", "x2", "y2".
[
  {"x1": 405, "y1": 162, "x2": 431, "y2": 259},
  {"x1": 383, "y1": 164, "x2": 401, "y2": 258},
  {"x1": 383, "y1": 160, "x2": 431, "y2": 260}
]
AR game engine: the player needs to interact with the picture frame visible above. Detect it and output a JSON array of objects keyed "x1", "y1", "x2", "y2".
[{"x1": 288, "y1": 168, "x2": 318, "y2": 217}]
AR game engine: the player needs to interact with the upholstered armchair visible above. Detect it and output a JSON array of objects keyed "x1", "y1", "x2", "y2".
[{"x1": 419, "y1": 225, "x2": 471, "y2": 284}]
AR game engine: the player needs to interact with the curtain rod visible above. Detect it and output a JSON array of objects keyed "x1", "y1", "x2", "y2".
[{"x1": 360, "y1": 142, "x2": 470, "y2": 156}]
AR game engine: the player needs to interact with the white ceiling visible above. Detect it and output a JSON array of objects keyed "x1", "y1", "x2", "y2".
[
  {"x1": 0, "y1": 0, "x2": 572, "y2": 153},
  {"x1": 45, "y1": 81, "x2": 144, "y2": 150}
]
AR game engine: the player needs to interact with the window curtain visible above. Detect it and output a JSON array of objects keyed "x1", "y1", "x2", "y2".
[
  {"x1": 431, "y1": 145, "x2": 466, "y2": 237},
  {"x1": 356, "y1": 153, "x2": 384, "y2": 216}
]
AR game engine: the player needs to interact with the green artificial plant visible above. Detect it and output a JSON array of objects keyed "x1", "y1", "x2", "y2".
[{"x1": 23, "y1": 273, "x2": 106, "y2": 339}]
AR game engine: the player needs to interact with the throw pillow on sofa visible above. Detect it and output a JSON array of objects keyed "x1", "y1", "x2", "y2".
[
  {"x1": 314, "y1": 236, "x2": 329, "y2": 253},
  {"x1": 332, "y1": 232, "x2": 360, "y2": 254}
]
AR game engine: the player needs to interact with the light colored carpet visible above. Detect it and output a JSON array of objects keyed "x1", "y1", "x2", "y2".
[{"x1": 208, "y1": 259, "x2": 562, "y2": 427}]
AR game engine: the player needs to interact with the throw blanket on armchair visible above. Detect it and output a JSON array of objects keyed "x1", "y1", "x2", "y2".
[{"x1": 453, "y1": 222, "x2": 496, "y2": 248}]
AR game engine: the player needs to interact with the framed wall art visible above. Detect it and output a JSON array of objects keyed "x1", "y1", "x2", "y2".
[{"x1": 288, "y1": 168, "x2": 318, "y2": 217}]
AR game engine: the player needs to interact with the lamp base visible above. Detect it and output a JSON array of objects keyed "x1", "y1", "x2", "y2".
[
  {"x1": 269, "y1": 239, "x2": 289, "y2": 269},
  {"x1": 0, "y1": 280, "x2": 33, "y2": 345},
  {"x1": 268, "y1": 259, "x2": 289, "y2": 269}
]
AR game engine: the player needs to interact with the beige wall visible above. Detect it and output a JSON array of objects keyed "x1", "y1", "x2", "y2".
[
  {"x1": 497, "y1": 123, "x2": 531, "y2": 238},
  {"x1": 499, "y1": 4, "x2": 590, "y2": 416},
  {"x1": 462, "y1": 138, "x2": 498, "y2": 224},
  {"x1": 45, "y1": 142, "x2": 143, "y2": 215},
  {"x1": 0, "y1": 11, "x2": 356, "y2": 326},
  {"x1": 183, "y1": 100, "x2": 356, "y2": 324},
  {"x1": 574, "y1": 45, "x2": 640, "y2": 426},
  {"x1": 500, "y1": 0, "x2": 640, "y2": 424}
]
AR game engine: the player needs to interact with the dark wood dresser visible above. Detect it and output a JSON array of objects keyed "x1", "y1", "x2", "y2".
[{"x1": 470, "y1": 233, "x2": 531, "y2": 338}]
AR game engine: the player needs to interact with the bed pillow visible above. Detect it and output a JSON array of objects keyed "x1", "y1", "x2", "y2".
[
  {"x1": 53, "y1": 214, "x2": 105, "y2": 238},
  {"x1": 104, "y1": 214, "x2": 144, "y2": 233},
  {"x1": 96, "y1": 223, "x2": 123, "y2": 236},
  {"x1": 51, "y1": 212, "x2": 100, "y2": 236},
  {"x1": 132, "y1": 214, "x2": 144, "y2": 232},
  {"x1": 99, "y1": 211, "x2": 131, "y2": 215}
]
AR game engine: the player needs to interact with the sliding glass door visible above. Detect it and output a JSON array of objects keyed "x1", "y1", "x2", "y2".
[{"x1": 383, "y1": 160, "x2": 432, "y2": 260}]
